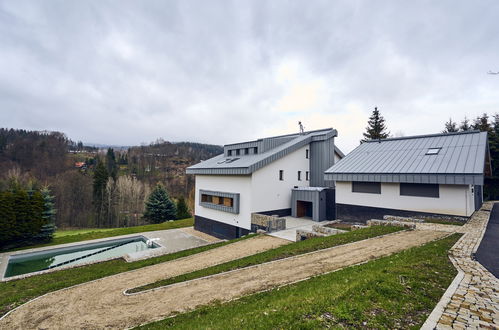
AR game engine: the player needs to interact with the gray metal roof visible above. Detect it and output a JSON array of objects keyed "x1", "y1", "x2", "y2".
[
  {"x1": 186, "y1": 128, "x2": 340, "y2": 175},
  {"x1": 324, "y1": 130, "x2": 489, "y2": 185}
]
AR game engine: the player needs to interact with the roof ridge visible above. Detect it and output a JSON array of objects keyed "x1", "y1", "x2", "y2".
[
  {"x1": 224, "y1": 127, "x2": 334, "y2": 147},
  {"x1": 364, "y1": 130, "x2": 482, "y2": 143}
]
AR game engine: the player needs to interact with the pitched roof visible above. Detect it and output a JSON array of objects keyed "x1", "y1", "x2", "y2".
[
  {"x1": 186, "y1": 128, "x2": 340, "y2": 175},
  {"x1": 324, "y1": 130, "x2": 490, "y2": 185}
]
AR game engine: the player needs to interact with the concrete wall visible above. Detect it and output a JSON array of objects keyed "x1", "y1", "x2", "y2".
[
  {"x1": 194, "y1": 175, "x2": 253, "y2": 230},
  {"x1": 251, "y1": 145, "x2": 310, "y2": 213},
  {"x1": 336, "y1": 181, "x2": 474, "y2": 217}
]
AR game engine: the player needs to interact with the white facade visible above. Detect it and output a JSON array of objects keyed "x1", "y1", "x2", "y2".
[
  {"x1": 336, "y1": 181, "x2": 475, "y2": 217},
  {"x1": 194, "y1": 145, "x2": 311, "y2": 230}
]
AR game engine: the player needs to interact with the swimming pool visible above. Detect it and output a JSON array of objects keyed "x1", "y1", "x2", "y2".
[{"x1": 4, "y1": 236, "x2": 159, "y2": 278}]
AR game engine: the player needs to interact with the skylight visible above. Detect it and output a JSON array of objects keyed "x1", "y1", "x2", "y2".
[{"x1": 426, "y1": 148, "x2": 441, "y2": 155}]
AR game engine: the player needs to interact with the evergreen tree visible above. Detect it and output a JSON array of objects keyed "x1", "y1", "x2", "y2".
[
  {"x1": 361, "y1": 107, "x2": 390, "y2": 142},
  {"x1": 472, "y1": 113, "x2": 492, "y2": 133},
  {"x1": 144, "y1": 184, "x2": 176, "y2": 223},
  {"x1": 93, "y1": 161, "x2": 109, "y2": 226},
  {"x1": 38, "y1": 187, "x2": 56, "y2": 242},
  {"x1": 106, "y1": 148, "x2": 118, "y2": 180},
  {"x1": 443, "y1": 118, "x2": 458, "y2": 133},
  {"x1": 0, "y1": 191, "x2": 15, "y2": 247},
  {"x1": 459, "y1": 117, "x2": 471, "y2": 131},
  {"x1": 176, "y1": 196, "x2": 191, "y2": 220}
]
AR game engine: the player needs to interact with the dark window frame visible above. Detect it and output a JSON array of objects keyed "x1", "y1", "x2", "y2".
[
  {"x1": 227, "y1": 150, "x2": 232, "y2": 156},
  {"x1": 244, "y1": 148, "x2": 249, "y2": 155},
  {"x1": 400, "y1": 183, "x2": 439, "y2": 198},
  {"x1": 352, "y1": 181, "x2": 381, "y2": 194},
  {"x1": 279, "y1": 170, "x2": 284, "y2": 181},
  {"x1": 298, "y1": 171, "x2": 301, "y2": 181},
  {"x1": 236, "y1": 149, "x2": 240, "y2": 156},
  {"x1": 306, "y1": 171, "x2": 309, "y2": 181},
  {"x1": 306, "y1": 149, "x2": 309, "y2": 159}
]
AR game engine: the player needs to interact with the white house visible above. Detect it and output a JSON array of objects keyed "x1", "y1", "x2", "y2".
[
  {"x1": 186, "y1": 128, "x2": 344, "y2": 239},
  {"x1": 324, "y1": 130, "x2": 492, "y2": 222}
]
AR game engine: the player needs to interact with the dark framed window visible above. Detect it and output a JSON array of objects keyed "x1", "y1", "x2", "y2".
[
  {"x1": 227, "y1": 150, "x2": 232, "y2": 156},
  {"x1": 298, "y1": 171, "x2": 301, "y2": 181},
  {"x1": 400, "y1": 183, "x2": 439, "y2": 198},
  {"x1": 306, "y1": 149, "x2": 309, "y2": 159},
  {"x1": 352, "y1": 181, "x2": 381, "y2": 194},
  {"x1": 244, "y1": 148, "x2": 249, "y2": 155},
  {"x1": 253, "y1": 147, "x2": 258, "y2": 154},
  {"x1": 199, "y1": 190, "x2": 239, "y2": 214},
  {"x1": 279, "y1": 170, "x2": 284, "y2": 181},
  {"x1": 306, "y1": 171, "x2": 309, "y2": 181},
  {"x1": 236, "y1": 149, "x2": 240, "y2": 156}
]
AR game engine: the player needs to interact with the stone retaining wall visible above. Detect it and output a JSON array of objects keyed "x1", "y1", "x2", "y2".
[
  {"x1": 251, "y1": 213, "x2": 286, "y2": 233},
  {"x1": 367, "y1": 219, "x2": 416, "y2": 229}
]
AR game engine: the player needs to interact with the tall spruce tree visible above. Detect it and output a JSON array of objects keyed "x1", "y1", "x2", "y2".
[
  {"x1": 38, "y1": 187, "x2": 56, "y2": 242},
  {"x1": 472, "y1": 113, "x2": 492, "y2": 133},
  {"x1": 106, "y1": 148, "x2": 118, "y2": 180},
  {"x1": 460, "y1": 117, "x2": 471, "y2": 131},
  {"x1": 175, "y1": 196, "x2": 191, "y2": 220},
  {"x1": 361, "y1": 107, "x2": 390, "y2": 142},
  {"x1": 443, "y1": 118, "x2": 459, "y2": 133},
  {"x1": 144, "y1": 184, "x2": 176, "y2": 223},
  {"x1": 93, "y1": 161, "x2": 109, "y2": 226}
]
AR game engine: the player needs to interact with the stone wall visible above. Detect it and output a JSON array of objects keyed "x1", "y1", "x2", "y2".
[
  {"x1": 251, "y1": 213, "x2": 286, "y2": 233},
  {"x1": 367, "y1": 219, "x2": 416, "y2": 229}
]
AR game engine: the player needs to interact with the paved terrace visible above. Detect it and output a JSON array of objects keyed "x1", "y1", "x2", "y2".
[{"x1": 422, "y1": 202, "x2": 499, "y2": 329}]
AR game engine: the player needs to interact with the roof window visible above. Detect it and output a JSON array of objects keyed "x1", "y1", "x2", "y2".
[{"x1": 426, "y1": 148, "x2": 441, "y2": 155}]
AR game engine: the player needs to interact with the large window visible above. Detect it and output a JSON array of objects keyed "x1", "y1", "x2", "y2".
[
  {"x1": 352, "y1": 181, "x2": 381, "y2": 194},
  {"x1": 400, "y1": 183, "x2": 439, "y2": 198},
  {"x1": 199, "y1": 190, "x2": 239, "y2": 214}
]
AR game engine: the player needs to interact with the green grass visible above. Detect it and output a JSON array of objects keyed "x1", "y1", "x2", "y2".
[
  {"x1": 138, "y1": 234, "x2": 460, "y2": 330},
  {"x1": 128, "y1": 226, "x2": 403, "y2": 294},
  {"x1": 423, "y1": 218, "x2": 466, "y2": 226},
  {"x1": 0, "y1": 233, "x2": 254, "y2": 317},
  {"x1": 4, "y1": 218, "x2": 194, "y2": 252}
]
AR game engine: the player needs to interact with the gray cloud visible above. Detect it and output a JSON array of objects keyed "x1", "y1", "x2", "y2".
[{"x1": 0, "y1": 0, "x2": 498, "y2": 152}]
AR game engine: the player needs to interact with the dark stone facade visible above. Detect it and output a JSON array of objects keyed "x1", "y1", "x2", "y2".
[
  {"x1": 336, "y1": 203, "x2": 468, "y2": 223},
  {"x1": 194, "y1": 215, "x2": 250, "y2": 240}
]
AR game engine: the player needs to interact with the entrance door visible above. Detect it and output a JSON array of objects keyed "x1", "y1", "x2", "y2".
[{"x1": 296, "y1": 200, "x2": 313, "y2": 218}]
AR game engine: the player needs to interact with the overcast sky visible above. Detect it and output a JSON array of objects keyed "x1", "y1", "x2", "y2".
[{"x1": 1, "y1": 1, "x2": 498, "y2": 152}]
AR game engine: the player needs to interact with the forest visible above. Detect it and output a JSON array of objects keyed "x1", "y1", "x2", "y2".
[{"x1": 0, "y1": 128, "x2": 222, "y2": 232}]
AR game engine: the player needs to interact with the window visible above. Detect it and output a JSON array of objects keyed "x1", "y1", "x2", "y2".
[
  {"x1": 298, "y1": 171, "x2": 302, "y2": 181},
  {"x1": 306, "y1": 149, "x2": 309, "y2": 159},
  {"x1": 279, "y1": 170, "x2": 284, "y2": 181},
  {"x1": 426, "y1": 148, "x2": 441, "y2": 155},
  {"x1": 253, "y1": 147, "x2": 258, "y2": 154},
  {"x1": 227, "y1": 150, "x2": 232, "y2": 156},
  {"x1": 236, "y1": 149, "x2": 240, "y2": 156},
  {"x1": 244, "y1": 148, "x2": 249, "y2": 155},
  {"x1": 306, "y1": 171, "x2": 309, "y2": 181},
  {"x1": 352, "y1": 181, "x2": 381, "y2": 194},
  {"x1": 199, "y1": 190, "x2": 239, "y2": 214},
  {"x1": 400, "y1": 183, "x2": 439, "y2": 198}
]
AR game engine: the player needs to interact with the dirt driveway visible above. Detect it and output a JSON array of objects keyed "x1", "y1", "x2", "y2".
[{"x1": 0, "y1": 230, "x2": 447, "y2": 329}]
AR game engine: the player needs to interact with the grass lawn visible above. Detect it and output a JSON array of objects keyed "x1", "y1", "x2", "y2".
[
  {"x1": 128, "y1": 226, "x2": 403, "y2": 293},
  {"x1": 4, "y1": 218, "x2": 194, "y2": 252},
  {"x1": 0, "y1": 233, "x2": 252, "y2": 317},
  {"x1": 138, "y1": 234, "x2": 460, "y2": 330}
]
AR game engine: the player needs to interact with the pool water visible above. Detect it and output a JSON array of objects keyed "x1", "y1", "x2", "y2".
[{"x1": 5, "y1": 237, "x2": 157, "y2": 278}]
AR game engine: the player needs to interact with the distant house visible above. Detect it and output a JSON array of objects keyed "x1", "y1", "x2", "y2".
[
  {"x1": 186, "y1": 128, "x2": 344, "y2": 239},
  {"x1": 324, "y1": 130, "x2": 492, "y2": 222}
]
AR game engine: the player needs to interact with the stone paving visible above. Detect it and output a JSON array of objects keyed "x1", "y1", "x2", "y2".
[{"x1": 422, "y1": 202, "x2": 499, "y2": 329}]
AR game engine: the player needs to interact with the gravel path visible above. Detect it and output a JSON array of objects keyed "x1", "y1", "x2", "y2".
[{"x1": 0, "y1": 229, "x2": 447, "y2": 329}]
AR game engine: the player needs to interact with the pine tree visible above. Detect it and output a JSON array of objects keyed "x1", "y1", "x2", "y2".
[
  {"x1": 361, "y1": 107, "x2": 390, "y2": 142},
  {"x1": 472, "y1": 113, "x2": 492, "y2": 133},
  {"x1": 93, "y1": 161, "x2": 109, "y2": 226},
  {"x1": 38, "y1": 186, "x2": 56, "y2": 242},
  {"x1": 106, "y1": 148, "x2": 118, "y2": 180},
  {"x1": 176, "y1": 196, "x2": 191, "y2": 220},
  {"x1": 443, "y1": 118, "x2": 458, "y2": 133},
  {"x1": 459, "y1": 117, "x2": 471, "y2": 131},
  {"x1": 144, "y1": 184, "x2": 176, "y2": 223}
]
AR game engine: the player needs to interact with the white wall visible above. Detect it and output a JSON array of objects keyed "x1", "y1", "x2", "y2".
[
  {"x1": 251, "y1": 145, "x2": 310, "y2": 213},
  {"x1": 194, "y1": 175, "x2": 253, "y2": 230},
  {"x1": 336, "y1": 181, "x2": 474, "y2": 217}
]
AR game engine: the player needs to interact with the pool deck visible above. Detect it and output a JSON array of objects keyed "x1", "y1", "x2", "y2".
[{"x1": 0, "y1": 227, "x2": 221, "y2": 281}]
